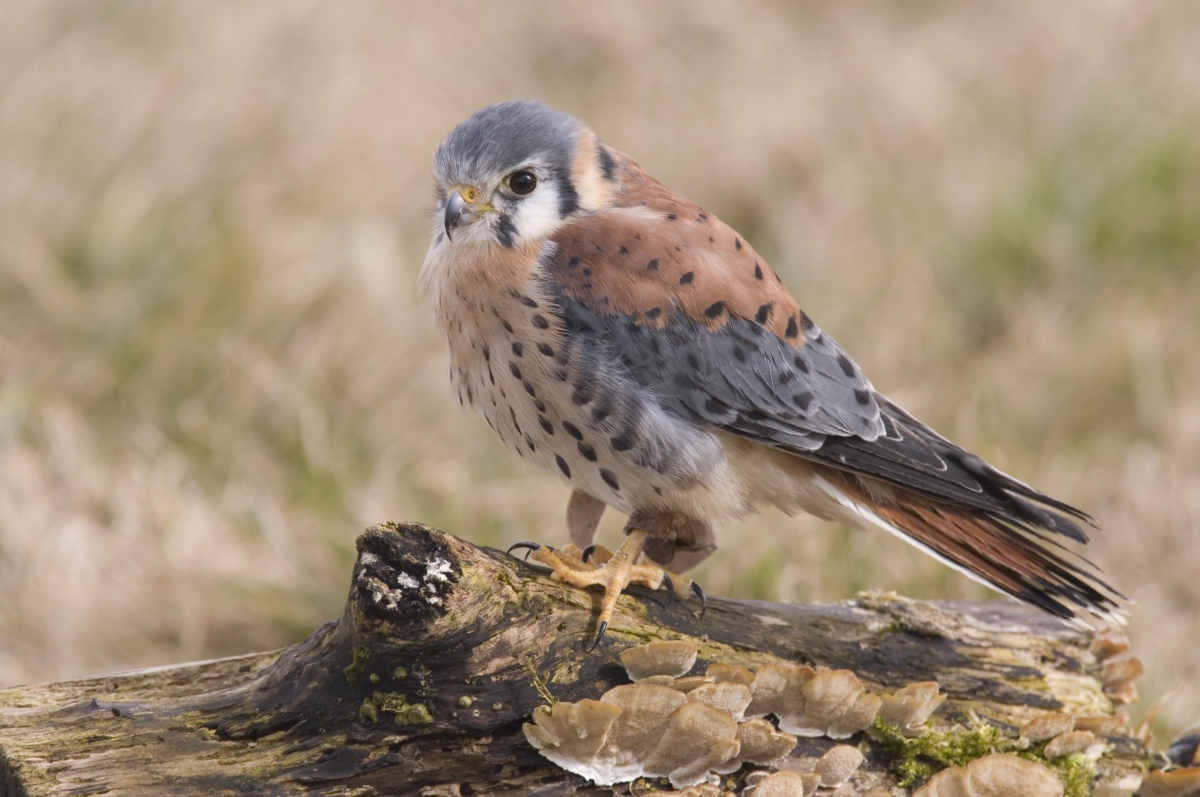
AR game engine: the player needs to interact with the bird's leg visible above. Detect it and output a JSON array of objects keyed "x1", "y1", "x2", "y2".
[
  {"x1": 528, "y1": 529, "x2": 662, "y2": 646},
  {"x1": 507, "y1": 510, "x2": 708, "y2": 646},
  {"x1": 567, "y1": 490, "x2": 606, "y2": 549},
  {"x1": 640, "y1": 515, "x2": 715, "y2": 601}
]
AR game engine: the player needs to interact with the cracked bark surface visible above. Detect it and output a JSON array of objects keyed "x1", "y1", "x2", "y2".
[{"x1": 0, "y1": 522, "x2": 1149, "y2": 796}]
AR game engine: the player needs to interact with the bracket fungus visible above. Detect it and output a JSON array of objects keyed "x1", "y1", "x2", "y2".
[
  {"x1": 814, "y1": 743, "x2": 865, "y2": 787},
  {"x1": 742, "y1": 769, "x2": 820, "y2": 797},
  {"x1": 719, "y1": 718, "x2": 798, "y2": 771},
  {"x1": 687, "y1": 682, "x2": 754, "y2": 721},
  {"x1": 1018, "y1": 713, "x2": 1077, "y2": 748},
  {"x1": 878, "y1": 681, "x2": 946, "y2": 736},
  {"x1": 523, "y1": 681, "x2": 744, "y2": 787},
  {"x1": 1137, "y1": 767, "x2": 1200, "y2": 797},
  {"x1": 911, "y1": 753, "x2": 1064, "y2": 797},
  {"x1": 748, "y1": 666, "x2": 882, "y2": 738},
  {"x1": 621, "y1": 640, "x2": 699, "y2": 680},
  {"x1": 1043, "y1": 729, "x2": 1096, "y2": 759}
]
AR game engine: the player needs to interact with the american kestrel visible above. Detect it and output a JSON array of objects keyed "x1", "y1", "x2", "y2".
[{"x1": 419, "y1": 100, "x2": 1123, "y2": 644}]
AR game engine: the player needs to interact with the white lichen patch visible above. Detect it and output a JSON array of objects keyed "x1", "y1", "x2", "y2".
[
  {"x1": 395, "y1": 572, "x2": 421, "y2": 590},
  {"x1": 426, "y1": 557, "x2": 453, "y2": 582},
  {"x1": 621, "y1": 641, "x2": 699, "y2": 680},
  {"x1": 355, "y1": 552, "x2": 456, "y2": 607},
  {"x1": 878, "y1": 681, "x2": 945, "y2": 736},
  {"x1": 912, "y1": 753, "x2": 1064, "y2": 797}
]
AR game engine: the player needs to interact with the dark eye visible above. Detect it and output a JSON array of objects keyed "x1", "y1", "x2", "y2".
[{"x1": 509, "y1": 170, "x2": 537, "y2": 195}]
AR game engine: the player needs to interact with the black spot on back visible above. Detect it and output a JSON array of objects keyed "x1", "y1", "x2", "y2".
[
  {"x1": 578, "y1": 442, "x2": 597, "y2": 461},
  {"x1": 502, "y1": 320, "x2": 514, "y2": 334},
  {"x1": 599, "y1": 469, "x2": 620, "y2": 491},
  {"x1": 556, "y1": 455, "x2": 571, "y2": 478},
  {"x1": 568, "y1": 256, "x2": 580, "y2": 268},
  {"x1": 679, "y1": 271, "x2": 694, "y2": 285},
  {"x1": 511, "y1": 342, "x2": 523, "y2": 357},
  {"x1": 619, "y1": 246, "x2": 628, "y2": 255},
  {"x1": 537, "y1": 342, "x2": 554, "y2": 357},
  {"x1": 647, "y1": 258, "x2": 659, "y2": 271},
  {"x1": 518, "y1": 295, "x2": 538, "y2": 308},
  {"x1": 735, "y1": 237, "x2": 742, "y2": 251},
  {"x1": 793, "y1": 354, "x2": 810, "y2": 373},
  {"x1": 666, "y1": 213, "x2": 677, "y2": 220},
  {"x1": 837, "y1": 354, "x2": 856, "y2": 377},
  {"x1": 799, "y1": 311, "x2": 815, "y2": 333},
  {"x1": 854, "y1": 388, "x2": 871, "y2": 405},
  {"x1": 785, "y1": 316, "x2": 799, "y2": 338},
  {"x1": 532, "y1": 315, "x2": 550, "y2": 330},
  {"x1": 704, "y1": 301, "x2": 725, "y2": 319},
  {"x1": 793, "y1": 391, "x2": 814, "y2": 410},
  {"x1": 509, "y1": 362, "x2": 522, "y2": 379},
  {"x1": 562, "y1": 420, "x2": 583, "y2": 440},
  {"x1": 482, "y1": 345, "x2": 490, "y2": 362},
  {"x1": 645, "y1": 307, "x2": 662, "y2": 319},
  {"x1": 611, "y1": 432, "x2": 634, "y2": 452},
  {"x1": 755, "y1": 303, "x2": 772, "y2": 324},
  {"x1": 539, "y1": 416, "x2": 555, "y2": 435},
  {"x1": 754, "y1": 262, "x2": 763, "y2": 280}
]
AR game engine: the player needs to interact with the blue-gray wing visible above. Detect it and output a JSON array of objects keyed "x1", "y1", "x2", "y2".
[{"x1": 556, "y1": 292, "x2": 1092, "y2": 543}]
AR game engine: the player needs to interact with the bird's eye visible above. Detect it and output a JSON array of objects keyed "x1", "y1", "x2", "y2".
[{"x1": 508, "y1": 170, "x2": 537, "y2": 196}]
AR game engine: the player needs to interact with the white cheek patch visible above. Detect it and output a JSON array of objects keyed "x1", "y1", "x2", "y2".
[{"x1": 505, "y1": 184, "x2": 565, "y2": 243}]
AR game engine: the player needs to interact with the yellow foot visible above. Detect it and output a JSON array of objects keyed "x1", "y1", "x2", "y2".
[{"x1": 507, "y1": 531, "x2": 707, "y2": 648}]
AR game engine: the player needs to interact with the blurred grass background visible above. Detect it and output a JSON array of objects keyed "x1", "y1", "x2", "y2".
[{"x1": 1, "y1": 0, "x2": 1198, "y2": 742}]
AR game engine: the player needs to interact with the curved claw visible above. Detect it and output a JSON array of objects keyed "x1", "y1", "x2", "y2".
[
  {"x1": 691, "y1": 581, "x2": 707, "y2": 618},
  {"x1": 585, "y1": 620, "x2": 609, "y2": 652},
  {"x1": 506, "y1": 541, "x2": 545, "y2": 562},
  {"x1": 581, "y1": 544, "x2": 596, "y2": 563}
]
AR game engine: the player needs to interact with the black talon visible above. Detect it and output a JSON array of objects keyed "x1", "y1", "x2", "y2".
[
  {"x1": 506, "y1": 541, "x2": 543, "y2": 562},
  {"x1": 663, "y1": 573, "x2": 676, "y2": 600},
  {"x1": 581, "y1": 544, "x2": 596, "y2": 563},
  {"x1": 586, "y1": 620, "x2": 608, "y2": 652},
  {"x1": 691, "y1": 581, "x2": 707, "y2": 618}
]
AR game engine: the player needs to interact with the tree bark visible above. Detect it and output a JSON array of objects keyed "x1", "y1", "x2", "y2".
[{"x1": 0, "y1": 522, "x2": 1149, "y2": 796}]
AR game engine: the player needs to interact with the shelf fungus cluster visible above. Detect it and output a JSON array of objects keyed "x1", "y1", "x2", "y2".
[
  {"x1": 911, "y1": 754, "x2": 1064, "y2": 797},
  {"x1": 523, "y1": 640, "x2": 917, "y2": 789}
]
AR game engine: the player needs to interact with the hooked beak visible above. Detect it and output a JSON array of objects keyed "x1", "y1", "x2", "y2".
[{"x1": 443, "y1": 187, "x2": 491, "y2": 242}]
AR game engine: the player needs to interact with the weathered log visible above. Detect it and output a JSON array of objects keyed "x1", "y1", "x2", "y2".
[{"x1": 0, "y1": 522, "x2": 1150, "y2": 796}]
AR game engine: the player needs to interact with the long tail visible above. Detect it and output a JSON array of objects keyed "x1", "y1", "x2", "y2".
[{"x1": 810, "y1": 465, "x2": 1126, "y2": 627}]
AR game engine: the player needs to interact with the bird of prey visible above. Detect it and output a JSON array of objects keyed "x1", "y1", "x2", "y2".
[{"x1": 419, "y1": 99, "x2": 1123, "y2": 644}]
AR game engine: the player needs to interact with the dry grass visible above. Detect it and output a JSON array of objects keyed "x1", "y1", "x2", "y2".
[{"x1": 1, "y1": 0, "x2": 1197, "y2": 742}]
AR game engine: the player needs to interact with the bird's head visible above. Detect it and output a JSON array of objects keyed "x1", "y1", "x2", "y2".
[{"x1": 431, "y1": 100, "x2": 617, "y2": 250}]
